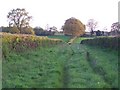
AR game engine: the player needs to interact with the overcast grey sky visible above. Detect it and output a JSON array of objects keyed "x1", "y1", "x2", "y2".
[{"x1": 0, "y1": 0, "x2": 119, "y2": 31}]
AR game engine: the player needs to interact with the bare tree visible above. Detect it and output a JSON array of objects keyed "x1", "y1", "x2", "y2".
[
  {"x1": 86, "y1": 19, "x2": 98, "y2": 36},
  {"x1": 7, "y1": 8, "x2": 32, "y2": 33},
  {"x1": 111, "y1": 22, "x2": 120, "y2": 35}
]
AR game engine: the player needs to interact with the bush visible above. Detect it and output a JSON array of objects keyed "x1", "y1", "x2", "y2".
[{"x1": 33, "y1": 27, "x2": 44, "y2": 35}]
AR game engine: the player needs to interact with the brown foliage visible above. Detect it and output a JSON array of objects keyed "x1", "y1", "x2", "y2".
[{"x1": 63, "y1": 17, "x2": 85, "y2": 36}]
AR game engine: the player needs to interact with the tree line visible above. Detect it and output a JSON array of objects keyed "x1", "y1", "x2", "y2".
[
  {"x1": 1, "y1": 8, "x2": 119, "y2": 37},
  {"x1": 1, "y1": 26, "x2": 58, "y2": 36}
]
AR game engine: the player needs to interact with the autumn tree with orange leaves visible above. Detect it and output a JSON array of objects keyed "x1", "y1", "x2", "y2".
[{"x1": 62, "y1": 17, "x2": 85, "y2": 36}]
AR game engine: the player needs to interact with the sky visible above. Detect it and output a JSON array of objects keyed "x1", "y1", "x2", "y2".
[{"x1": 0, "y1": 0, "x2": 119, "y2": 31}]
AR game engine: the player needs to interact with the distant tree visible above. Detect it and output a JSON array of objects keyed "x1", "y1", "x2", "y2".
[
  {"x1": 101, "y1": 31, "x2": 104, "y2": 36},
  {"x1": 1, "y1": 27, "x2": 10, "y2": 33},
  {"x1": 86, "y1": 19, "x2": 98, "y2": 36},
  {"x1": 63, "y1": 17, "x2": 85, "y2": 36},
  {"x1": 111, "y1": 22, "x2": 120, "y2": 35},
  {"x1": 96, "y1": 30, "x2": 101, "y2": 36},
  {"x1": 49, "y1": 26, "x2": 57, "y2": 32},
  {"x1": 21, "y1": 27, "x2": 35, "y2": 35},
  {"x1": 7, "y1": 8, "x2": 32, "y2": 33},
  {"x1": 33, "y1": 26, "x2": 55, "y2": 36},
  {"x1": 33, "y1": 27, "x2": 44, "y2": 35}
]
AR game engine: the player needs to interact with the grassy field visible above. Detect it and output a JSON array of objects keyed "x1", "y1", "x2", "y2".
[
  {"x1": 2, "y1": 34, "x2": 119, "y2": 88},
  {"x1": 48, "y1": 35, "x2": 71, "y2": 42},
  {"x1": 73, "y1": 37, "x2": 94, "y2": 43}
]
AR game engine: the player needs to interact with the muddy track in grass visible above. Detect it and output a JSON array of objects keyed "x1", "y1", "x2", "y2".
[
  {"x1": 62, "y1": 55, "x2": 71, "y2": 88},
  {"x1": 59, "y1": 41, "x2": 75, "y2": 88},
  {"x1": 61, "y1": 44, "x2": 73, "y2": 88},
  {"x1": 86, "y1": 51, "x2": 113, "y2": 87},
  {"x1": 60, "y1": 39, "x2": 118, "y2": 88},
  {"x1": 62, "y1": 43, "x2": 80, "y2": 88}
]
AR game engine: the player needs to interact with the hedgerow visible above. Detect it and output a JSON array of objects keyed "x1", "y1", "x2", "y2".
[
  {"x1": 1, "y1": 32, "x2": 62, "y2": 58},
  {"x1": 81, "y1": 36, "x2": 120, "y2": 50}
]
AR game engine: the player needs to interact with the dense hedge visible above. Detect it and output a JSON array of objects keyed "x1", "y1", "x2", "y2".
[
  {"x1": 81, "y1": 36, "x2": 120, "y2": 50},
  {"x1": 1, "y1": 33, "x2": 63, "y2": 58}
]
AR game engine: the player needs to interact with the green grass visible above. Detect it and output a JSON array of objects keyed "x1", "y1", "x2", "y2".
[
  {"x1": 2, "y1": 37, "x2": 118, "y2": 88},
  {"x1": 83, "y1": 45, "x2": 118, "y2": 87},
  {"x1": 65, "y1": 50, "x2": 110, "y2": 88},
  {"x1": 48, "y1": 35, "x2": 71, "y2": 42},
  {"x1": 74, "y1": 37, "x2": 118, "y2": 88},
  {"x1": 2, "y1": 45, "x2": 71, "y2": 88},
  {"x1": 2, "y1": 45, "x2": 63, "y2": 88},
  {"x1": 73, "y1": 37, "x2": 93, "y2": 43}
]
